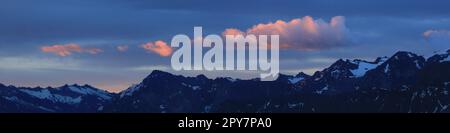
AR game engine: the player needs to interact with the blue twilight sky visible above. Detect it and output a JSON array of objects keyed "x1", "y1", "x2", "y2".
[{"x1": 1, "y1": 0, "x2": 450, "y2": 92}]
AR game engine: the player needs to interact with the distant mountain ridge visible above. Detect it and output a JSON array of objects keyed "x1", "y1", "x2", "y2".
[
  {"x1": 1, "y1": 50, "x2": 449, "y2": 113},
  {"x1": 0, "y1": 84, "x2": 114, "y2": 112}
]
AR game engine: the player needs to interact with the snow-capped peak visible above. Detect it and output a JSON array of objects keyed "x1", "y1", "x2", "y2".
[
  {"x1": 288, "y1": 72, "x2": 309, "y2": 84},
  {"x1": 19, "y1": 88, "x2": 82, "y2": 104},
  {"x1": 64, "y1": 85, "x2": 112, "y2": 100},
  {"x1": 427, "y1": 49, "x2": 450, "y2": 63}
]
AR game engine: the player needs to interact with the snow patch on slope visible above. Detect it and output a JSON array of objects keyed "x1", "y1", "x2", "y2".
[
  {"x1": 350, "y1": 58, "x2": 386, "y2": 77},
  {"x1": 20, "y1": 89, "x2": 82, "y2": 104},
  {"x1": 384, "y1": 64, "x2": 390, "y2": 73},
  {"x1": 120, "y1": 83, "x2": 143, "y2": 98},
  {"x1": 443, "y1": 56, "x2": 450, "y2": 62},
  {"x1": 315, "y1": 85, "x2": 329, "y2": 94},
  {"x1": 288, "y1": 77, "x2": 304, "y2": 84}
]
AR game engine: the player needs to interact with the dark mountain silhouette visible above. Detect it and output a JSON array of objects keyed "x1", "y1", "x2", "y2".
[{"x1": 0, "y1": 50, "x2": 449, "y2": 113}]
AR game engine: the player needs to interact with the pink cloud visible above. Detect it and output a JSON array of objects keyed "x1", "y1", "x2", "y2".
[
  {"x1": 41, "y1": 44, "x2": 82, "y2": 56},
  {"x1": 423, "y1": 29, "x2": 450, "y2": 40},
  {"x1": 422, "y1": 29, "x2": 450, "y2": 52},
  {"x1": 222, "y1": 28, "x2": 245, "y2": 36},
  {"x1": 85, "y1": 48, "x2": 103, "y2": 54},
  {"x1": 41, "y1": 43, "x2": 102, "y2": 56},
  {"x1": 142, "y1": 40, "x2": 173, "y2": 57},
  {"x1": 223, "y1": 16, "x2": 351, "y2": 51},
  {"x1": 117, "y1": 45, "x2": 129, "y2": 52}
]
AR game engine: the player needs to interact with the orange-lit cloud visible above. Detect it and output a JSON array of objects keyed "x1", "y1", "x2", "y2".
[
  {"x1": 142, "y1": 40, "x2": 173, "y2": 57},
  {"x1": 117, "y1": 45, "x2": 129, "y2": 52},
  {"x1": 223, "y1": 16, "x2": 351, "y2": 51},
  {"x1": 41, "y1": 43, "x2": 103, "y2": 56}
]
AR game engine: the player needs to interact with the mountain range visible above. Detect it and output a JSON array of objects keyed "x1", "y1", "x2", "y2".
[{"x1": 1, "y1": 50, "x2": 449, "y2": 113}]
